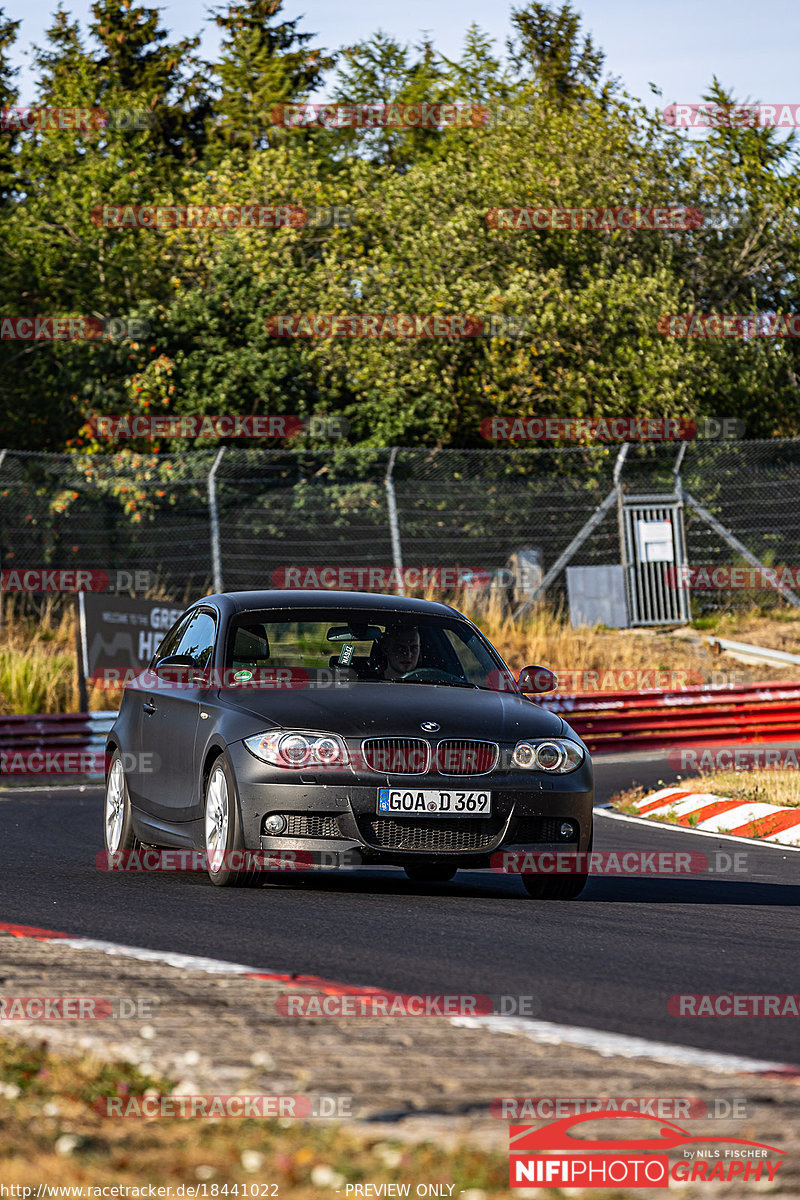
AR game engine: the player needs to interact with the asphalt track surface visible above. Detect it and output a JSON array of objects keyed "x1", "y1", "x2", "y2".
[{"x1": 2, "y1": 747, "x2": 799, "y2": 1065}]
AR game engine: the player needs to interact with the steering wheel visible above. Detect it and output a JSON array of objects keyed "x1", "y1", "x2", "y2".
[{"x1": 400, "y1": 667, "x2": 463, "y2": 683}]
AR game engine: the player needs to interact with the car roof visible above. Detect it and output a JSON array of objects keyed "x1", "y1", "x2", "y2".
[{"x1": 197, "y1": 590, "x2": 464, "y2": 619}]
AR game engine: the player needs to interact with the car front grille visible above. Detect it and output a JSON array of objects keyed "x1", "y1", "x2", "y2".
[
  {"x1": 279, "y1": 813, "x2": 341, "y2": 838},
  {"x1": 361, "y1": 737, "x2": 499, "y2": 775},
  {"x1": 357, "y1": 816, "x2": 502, "y2": 851},
  {"x1": 509, "y1": 816, "x2": 568, "y2": 843},
  {"x1": 433, "y1": 739, "x2": 498, "y2": 775},
  {"x1": 362, "y1": 737, "x2": 430, "y2": 774}
]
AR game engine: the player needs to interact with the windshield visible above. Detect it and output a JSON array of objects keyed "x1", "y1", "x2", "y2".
[{"x1": 225, "y1": 608, "x2": 516, "y2": 691}]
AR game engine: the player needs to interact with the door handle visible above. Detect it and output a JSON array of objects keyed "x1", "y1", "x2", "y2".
[{"x1": 142, "y1": 701, "x2": 156, "y2": 714}]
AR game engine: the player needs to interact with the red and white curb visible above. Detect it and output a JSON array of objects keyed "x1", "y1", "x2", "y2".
[
  {"x1": 1, "y1": 920, "x2": 798, "y2": 1078},
  {"x1": 632, "y1": 788, "x2": 800, "y2": 845}
]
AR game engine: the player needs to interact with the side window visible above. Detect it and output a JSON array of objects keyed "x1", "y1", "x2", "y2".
[
  {"x1": 151, "y1": 611, "x2": 194, "y2": 666},
  {"x1": 174, "y1": 610, "x2": 217, "y2": 669}
]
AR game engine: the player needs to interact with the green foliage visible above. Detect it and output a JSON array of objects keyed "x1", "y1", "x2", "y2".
[
  {"x1": 1, "y1": 0, "x2": 799, "y2": 458},
  {"x1": 209, "y1": 0, "x2": 335, "y2": 154},
  {"x1": 0, "y1": 6, "x2": 20, "y2": 203},
  {"x1": 507, "y1": 1, "x2": 609, "y2": 98}
]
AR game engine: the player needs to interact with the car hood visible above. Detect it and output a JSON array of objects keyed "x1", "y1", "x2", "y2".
[{"x1": 219, "y1": 682, "x2": 566, "y2": 742}]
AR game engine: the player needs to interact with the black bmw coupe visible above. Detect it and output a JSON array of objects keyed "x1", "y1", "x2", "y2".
[{"x1": 105, "y1": 590, "x2": 593, "y2": 897}]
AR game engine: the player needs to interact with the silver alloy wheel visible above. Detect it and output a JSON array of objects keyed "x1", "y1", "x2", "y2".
[
  {"x1": 205, "y1": 765, "x2": 229, "y2": 872},
  {"x1": 105, "y1": 758, "x2": 125, "y2": 851}
]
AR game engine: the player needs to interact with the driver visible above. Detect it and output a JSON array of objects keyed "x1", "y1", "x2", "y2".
[{"x1": 380, "y1": 627, "x2": 421, "y2": 680}]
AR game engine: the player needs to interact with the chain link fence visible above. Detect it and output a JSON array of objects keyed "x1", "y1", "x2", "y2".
[{"x1": 1, "y1": 439, "x2": 799, "y2": 618}]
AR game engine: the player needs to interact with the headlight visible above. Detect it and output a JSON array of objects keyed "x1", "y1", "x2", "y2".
[
  {"x1": 244, "y1": 730, "x2": 349, "y2": 769},
  {"x1": 511, "y1": 738, "x2": 584, "y2": 773}
]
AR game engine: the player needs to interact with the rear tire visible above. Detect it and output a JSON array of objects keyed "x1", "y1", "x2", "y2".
[
  {"x1": 203, "y1": 756, "x2": 263, "y2": 888},
  {"x1": 104, "y1": 749, "x2": 141, "y2": 854},
  {"x1": 403, "y1": 863, "x2": 457, "y2": 883}
]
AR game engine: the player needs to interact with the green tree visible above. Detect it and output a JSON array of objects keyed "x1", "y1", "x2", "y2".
[
  {"x1": 88, "y1": 0, "x2": 211, "y2": 164},
  {"x1": 507, "y1": 1, "x2": 610, "y2": 98},
  {"x1": 0, "y1": 7, "x2": 21, "y2": 203},
  {"x1": 209, "y1": 0, "x2": 334, "y2": 154},
  {"x1": 327, "y1": 32, "x2": 448, "y2": 169},
  {"x1": 0, "y1": 0, "x2": 206, "y2": 450},
  {"x1": 663, "y1": 79, "x2": 800, "y2": 435}
]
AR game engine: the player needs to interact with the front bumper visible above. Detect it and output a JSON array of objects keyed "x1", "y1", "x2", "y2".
[{"x1": 229, "y1": 742, "x2": 593, "y2": 868}]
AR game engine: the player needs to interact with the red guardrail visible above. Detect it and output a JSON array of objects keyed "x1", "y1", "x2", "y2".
[
  {"x1": 3, "y1": 683, "x2": 800, "y2": 770},
  {"x1": 544, "y1": 680, "x2": 800, "y2": 752},
  {"x1": 0, "y1": 712, "x2": 117, "y2": 777}
]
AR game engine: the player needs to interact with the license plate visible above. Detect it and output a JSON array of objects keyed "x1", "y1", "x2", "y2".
[{"x1": 377, "y1": 788, "x2": 492, "y2": 816}]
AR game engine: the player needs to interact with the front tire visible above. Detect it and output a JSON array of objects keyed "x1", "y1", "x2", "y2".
[
  {"x1": 203, "y1": 756, "x2": 262, "y2": 888},
  {"x1": 104, "y1": 750, "x2": 140, "y2": 854},
  {"x1": 521, "y1": 832, "x2": 592, "y2": 900},
  {"x1": 522, "y1": 873, "x2": 588, "y2": 900}
]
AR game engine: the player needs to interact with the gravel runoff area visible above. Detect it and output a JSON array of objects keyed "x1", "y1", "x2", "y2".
[{"x1": 1, "y1": 930, "x2": 799, "y2": 1196}]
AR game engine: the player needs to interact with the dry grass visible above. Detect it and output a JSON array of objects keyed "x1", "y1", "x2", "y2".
[
  {"x1": 0, "y1": 598, "x2": 80, "y2": 714},
  {"x1": 667, "y1": 769, "x2": 800, "y2": 810},
  {"x1": 453, "y1": 591, "x2": 799, "y2": 688},
  {"x1": 612, "y1": 769, "x2": 800, "y2": 831},
  {"x1": 3, "y1": 589, "x2": 800, "y2": 716},
  {"x1": 0, "y1": 1036, "x2": 512, "y2": 1196}
]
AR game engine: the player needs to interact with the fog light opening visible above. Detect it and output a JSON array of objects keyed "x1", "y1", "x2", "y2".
[
  {"x1": 264, "y1": 814, "x2": 287, "y2": 835},
  {"x1": 559, "y1": 820, "x2": 577, "y2": 840}
]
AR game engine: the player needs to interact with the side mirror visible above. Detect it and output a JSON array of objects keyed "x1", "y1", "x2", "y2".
[
  {"x1": 155, "y1": 653, "x2": 198, "y2": 670},
  {"x1": 518, "y1": 665, "x2": 558, "y2": 694},
  {"x1": 153, "y1": 653, "x2": 206, "y2": 686}
]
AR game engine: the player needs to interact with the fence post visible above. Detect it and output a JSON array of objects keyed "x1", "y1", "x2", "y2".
[
  {"x1": 75, "y1": 593, "x2": 89, "y2": 712},
  {"x1": 384, "y1": 447, "x2": 404, "y2": 595},
  {"x1": 208, "y1": 447, "x2": 226, "y2": 594},
  {"x1": 512, "y1": 445, "x2": 629, "y2": 620}
]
